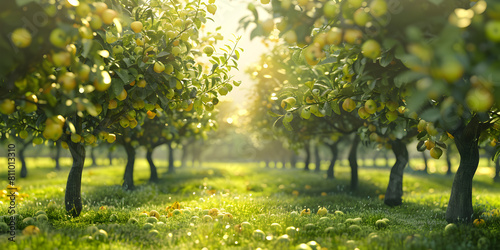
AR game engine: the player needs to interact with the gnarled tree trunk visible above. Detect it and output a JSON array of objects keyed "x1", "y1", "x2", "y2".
[
  {"x1": 384, "y1": 139, "x2": 408, "y2": 207},
  {"x1": 146, "y1": 147, "x2": 158, "y2": 183},
  {"x1": 167, "y1": 142, "x2": 175, "y2": 173},
  {"x1": 65, "y1": 141, "x2": 85, "y2": 217},
  {"x1": 446, "y1": 117, "x2": 480, "y2": 223},
  {"x1": 326, "y1": 141, "x2": 339, "y2": 179},
  {"x1": 122, "y1": 143, "x2": 136, "y2": 190},
  {"x1": 314, "y1": 143, "x2": 321, "y2": 172},
  {"x1": 349, "y1": 135, "x2": 360, "y2": 191}
]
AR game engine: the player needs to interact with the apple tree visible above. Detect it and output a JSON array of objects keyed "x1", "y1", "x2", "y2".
[
  {"x1": 244, "y1": 0, "x2": 500, "y2": 222},
  {"x1": 0, "y1": 0, "x2": 239, "y2": 217}
]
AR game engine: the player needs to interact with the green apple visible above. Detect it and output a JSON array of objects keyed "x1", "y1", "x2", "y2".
[
  {"x1": 207, "y1": 4, "x2": 217, "y2": 15},
  {"x1": 354, "y1": 8, "x2": 371, "y2": 27},
  {"x1": 326, "y1": 27, "x2": 342, "y2": 45},
  {"x1": 11, "y1": 28, "x2": 32, "y2": 48},
  {"x1": 49, "y1": 28, "x2": 69, "y2": 48},
  {"x1": 430, "y1": 147, "x2": 443, "y2": 159},
  {"x1": 0, "y1": 99, "x2": 16, "y2": 114},
  {"x1": 59, "y1": 72, "x2": 77, "y2": 91},
  {"x1": 385, "y1": 110, "x2": 398, "y2": 122},
  {"x1": 369, "y1": 0, "x2": 388, "y2": 17},
  {"x1": 364, "y1": 99, "x2": 377, "y2": 114},
  {"x1": 323, "y1": 1, "x2": 339, "y2": 19},
  {"x1": 358, "y1": 107, "x2": 370, "y2": 119},
  {"x1": 485, "y1": 20, "x2": 500, "y2": 42},
  {"x1": 362, "y1": 39, "x2": 381, "y2": 59},
  {"x1": 154, "y1": 61, "x2": 165, "y2": 73},
  {"x1": 466, "y1": 88, "x2": 493, "y2": 112},
  {"x1": 76, "y1": 3, "x2": 91, "y2": 18},
  {"x1": 90, "y1": 15, "x2": 103, "y2": 30},
  {"x1": 342, "y1": 98, "x2": 356, "y2": 112},
  {"x1": 252, "y1": 229, "x2": 265, "y2": 240}
]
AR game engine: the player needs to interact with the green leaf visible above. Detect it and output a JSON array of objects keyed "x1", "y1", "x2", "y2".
[
  {"x1": 330, "y1": 101, "x2": 340, "y2": 115},
  {"x1": 110, "y1": 78, "x2": 124, "y2": 97},
  {"x1": 292, "y1": 49, "x2": 302, "y2": 64},
  {"x1": 417, "y1": 131, "x2": 428, "y2": 140},
  {"x1": 318, "y1": 56, "x2": 337, "y2": 65},
  {"x1": 115, "y1": 69, "x2": 133, "y2": 84},
  {"x1": 380, "y1": 52, "x2": 394, "y2": 67},
  {"x1": 267, "y1": 110, "x2": 281, "y2": 118},
  {"x1": 493, "y1": 149, "x2": 500, "y2": 162}
]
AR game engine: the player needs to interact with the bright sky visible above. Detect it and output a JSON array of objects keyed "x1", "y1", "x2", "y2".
[{"x1": 204, "y1": 0, "x2": 270, "y2": 107}]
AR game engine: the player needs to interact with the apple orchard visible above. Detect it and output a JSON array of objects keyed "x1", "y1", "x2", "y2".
[{"x1": 1, "y1": 0, "x2": 500, "y2": 246}]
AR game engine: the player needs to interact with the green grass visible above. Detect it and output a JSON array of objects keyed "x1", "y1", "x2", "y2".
[{"x1": 1, "y1": 157, "x2": 499, "y2": 249}]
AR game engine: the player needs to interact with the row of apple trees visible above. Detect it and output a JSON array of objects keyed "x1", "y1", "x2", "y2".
[
  {"x1": 247, "y1": 41, "x2": 417, "y2": 200},
  {"x1": 0, "y1": 0, "x2": 240, "y2": 217},
  {"x1": 243, "y1": 0, "x2": 500, "y2": 223}
]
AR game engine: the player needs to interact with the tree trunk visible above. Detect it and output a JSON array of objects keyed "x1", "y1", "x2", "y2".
[
  {"x1": 108, "y1": 150, "x2": 113, "y2": 165},
  {"x1": 422, "y1": 152, "x2": 429, "y2": 174},
  {"x1": 494, "y1": 157, "x2": 500, "y2": 183},
  {"x1": 326, "y1": 142, "x2": 339, "y2": 179},
  {"x1": 55, "y1": 140, "x2": 61, "y2": 171},
  {"x1": 181, "y1": 143, "x2": 189, "y2": 168},
  {"x1": 445, "y1": 118, "x2": 480, "y2": 223},
  {"x1": 168, "y1": 142, "x2": 175, "y2": 173},
  {"x1": 122, "y1": 143, "x2": 136, "y2": 190},
  {"x1": 147, "y1": 148, "x2": 158, "y2": 183},
  {"x1": 304, "y1": 142, "x2": 311, "y2": 171},
  {"x1": 446, "y1": 144, "x2": 453, "y2": 176},
  {"x1": 314, "y1": 143, "x2": 321, "y2": 172},
  {"x1": 290, "y1": 153, "x2": 297, "y2": 168},
  {"x1": 65, "y1": 141, "x2": 85, "y2": 217},
  {"x1": 384, "y1": 139, "x2": 409, "y2": 207},
  {"x1": 90, "y1": 146, "x2": 97, "y2": 167},
  {"x1": 348, "y1": 135, "x2": 360, "y2": 191},
  {"x1": 265, "y1": 160, "x2": 269, "y2": 168},
  {"x1": 19, "y1": 145, "x2": 27, "y2": 178}
]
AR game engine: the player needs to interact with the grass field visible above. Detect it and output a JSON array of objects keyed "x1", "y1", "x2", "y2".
[{"x1": 1, "y1": 157, "x2": 499, "y2": 249}]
